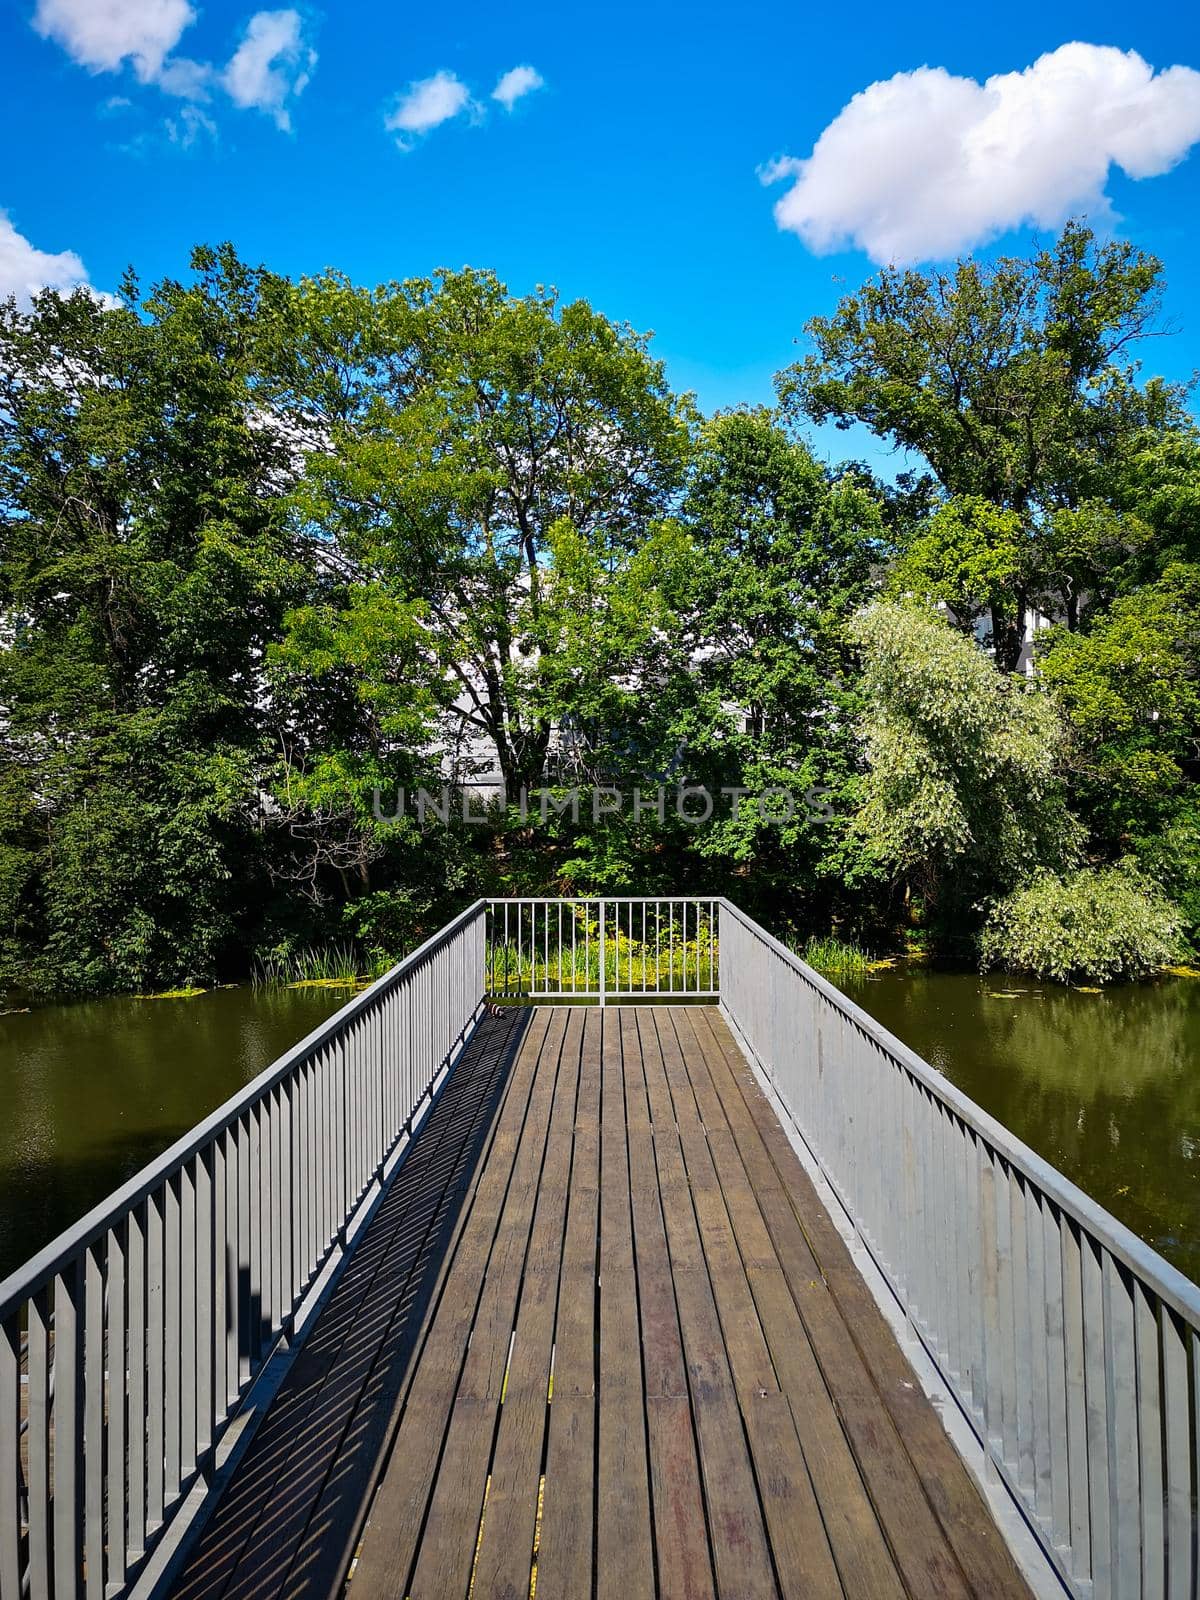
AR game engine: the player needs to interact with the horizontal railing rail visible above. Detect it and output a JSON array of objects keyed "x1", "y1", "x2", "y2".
[
  {"x1": 485, "y1": 897, "x2": 718, "y2": 1004},
  {"x1": 0, "y1": 901, "x2": 487, "y2": 1600},
  {"x1": 718, "y1": 898, "x2": 1200, "y2": 1600}
]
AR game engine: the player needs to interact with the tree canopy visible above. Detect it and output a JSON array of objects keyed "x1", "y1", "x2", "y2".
[{"x1": 2, "y1": 223, "x2": 1197, "y2": 995}]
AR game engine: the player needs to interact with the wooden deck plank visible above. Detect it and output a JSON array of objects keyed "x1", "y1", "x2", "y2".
[
  {"x1": 470, "y1": 1010, "x2": 586, "y2": 1600},
  {"x1": 182, "y1": 1004, "x2": 1033, "y2": 1600},
  {"x1": 655, "y1": 1011, "x2": 780, "y2": 1402},
  {"x1": 689, "y1": 1006, "x2": 1032, "y2": 1600},
  {"x1": 594, "y1": 1010, "x2": 656, "y2": 1600},
  {"x1": 622, "y1": 1011, "x2": 715, "y2": 1600},
  {"x1": 534, "y1": 1010, "x2": 601, "y2": 1600},
  {"x1": 638, "y1": 1011, "x2": 778, "y2": 1600}
]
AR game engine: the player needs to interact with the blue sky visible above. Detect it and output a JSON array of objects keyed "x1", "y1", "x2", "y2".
[{"x1": 3, "y1": 0, "x2": 1200, "y2": 474}]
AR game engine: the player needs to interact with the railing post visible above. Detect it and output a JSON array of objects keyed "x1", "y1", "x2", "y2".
[{"x1": 598, "y1": 898, "x2": 606, "y2": 1008}]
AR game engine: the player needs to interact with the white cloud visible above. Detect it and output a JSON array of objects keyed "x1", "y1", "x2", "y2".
[
  {"x1": 32, "y1": 0, "x2": 197, "y2": 86},
  {"x1": 155, "y1": 54, "x2": 213, "y2": 99},
  {"x1": 166, "y1": 104, "x2": 218, "y2": 148},
  {"x1": 385, "y1": 70, "x2": 471, "y2": 146},
  {"x1": 492, "y1": 64, "x2": 543, "y2": 110},
  {"x1": 766, "y1": 43, "x2": 1200, "y2": 265},
  {"x1": 222, "y1": 9, "x2": 316, "y2": 131},
  {"x1": 0, "y1": 212, "x2": 104, "y2": 305},
  {"x1": 33, "y1": 0, "x2": 318, "y2": 128}
]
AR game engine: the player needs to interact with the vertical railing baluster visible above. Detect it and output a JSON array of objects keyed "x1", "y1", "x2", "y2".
[
  {"x1": 0, "y1": 1313, "x2": 19, "y2": 1600},
  {"x1": 235, "y1": 1115, "x2": 250, "y2": 1390},
  {"x1": 278, "y1": 1085, "x2": 293, "y2": 1320},
  {"x1": 1024, "y1": 1191, "x2": 1052, "y2": 1520},
  {"x1": 27, "y1": 1288, "x2": 51, "y2": 1600},
  {"x1": 180, "y1": 1161, "x2": 196, "y2": 1478},
  {"x1": 1104, "y1": 1252, "x2": 1140, "y2": 1595},
  {"x1": 1134, "y1": 1282, "x2": 1164, "y2": 1597},
  {"x1": 598, "y1": 898, "x2": 606, "y2": 1009},
  {"x1": 225, "y1": 1124, "x2": 240, "y2": 1404},
  {"x1": 1082, "y1": 1237, "x2": 1112, "y2": 1597},
  {"x1": 164, "y1": 1176, "x2": 181, "y2": 1505},
  {"x1": 1042, "y1": 1201, "x2": 1069, "y2": 1551},
  {"x1": 126, "y1": 1203, "x2": 146, "y2": 1562},
  {"x1": 83, "y1": 1242, "x2": 104, "y2": 1600},
  {"x1": 53, "y1": 1261, "x2": 84, "y2": 1600},
  {"x1": 1163, "y1": 1310, "x2": 1192, "y2": 1597},
  {"x1": 197, "y1": 1148, "x2": 215, "y2": 1453}
]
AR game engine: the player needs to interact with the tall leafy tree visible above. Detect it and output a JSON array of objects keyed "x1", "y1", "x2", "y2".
[
  {"x1": 0, "y1": 248, "x2": 306, "y2": 993},
  {"x1": 678, "y1": 410, "x2": 884, "y2": 920},
  {"x1": 279, "y1": 267, "x2": 695, "y2": 798},
  {"x1": 1039, "y1": 564, "x2": 1200, "y2": 843},
  {"x1": 782, "y1": 222, "x2": 1187, "y2": 667},
  {"x1": 849, "y1": 602, "x2": 1082, "y2": 928}
]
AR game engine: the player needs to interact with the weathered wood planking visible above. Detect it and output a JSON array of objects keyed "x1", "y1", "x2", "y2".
[{"x1": 175, "y1": 1005, "x2": 1032, "y2": 1600}]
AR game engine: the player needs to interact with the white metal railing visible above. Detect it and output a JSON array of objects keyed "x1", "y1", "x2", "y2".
[
  {"x1": 485, "y1": 897, "x2": 718, "y2": 1004},
  {"x1": 718, "y1": 899, "x2": 1200, "y2": 1600},
  {"x1": 0, "y1": 902, "x2": 486, "y2": 1600}
]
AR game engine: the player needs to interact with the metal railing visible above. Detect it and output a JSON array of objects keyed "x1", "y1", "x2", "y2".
[
  {"x1": 719, "y1": 898, "x2": 1200, "y2": 1600},
  {"x1": 0, "y1": 902, "x2": 486, "y2": 1600},
  {"x1": 485, "y1": 897, "x2": 718, "y2": 1004},
  {"x1": 5, "y1": 893, "x2": 1200, "y2": 1600}
]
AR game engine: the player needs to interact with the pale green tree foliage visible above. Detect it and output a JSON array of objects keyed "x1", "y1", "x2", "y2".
[
  {"x1": 849, "y1": 603, "x2": 1081, "y2": 906},
  {"x1": 980, "y1": 864, "x2": 1183, "y2": 983}
]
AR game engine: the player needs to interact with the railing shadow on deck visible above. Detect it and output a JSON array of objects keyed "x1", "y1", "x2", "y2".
[
  {"x1": 1, "y1": 902, "x2": 490, "y2": 1600},
  {"x1": 168, "y1": 1008, "x2": 527, "y2": 1600}
]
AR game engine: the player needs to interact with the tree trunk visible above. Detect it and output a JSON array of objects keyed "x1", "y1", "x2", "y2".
[
  {"x1": 990, "y1": 592, "x2": 1026, "y2": 674},
  {"x1": 497, "y1": 721, "x2": 552, "y2": 803}
]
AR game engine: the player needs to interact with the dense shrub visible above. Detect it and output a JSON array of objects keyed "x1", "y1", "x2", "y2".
[{"x1": 979, "y1": 865, "x2": 1184, "y2": 984}]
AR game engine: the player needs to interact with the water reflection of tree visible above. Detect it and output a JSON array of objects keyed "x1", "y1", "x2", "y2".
[
  {"x1": 0, "y1": 988, "x2": 342, "y2": 1281},
  {"x1": 850, "y1": 974, "x2": 1200, "y2": 1280}
]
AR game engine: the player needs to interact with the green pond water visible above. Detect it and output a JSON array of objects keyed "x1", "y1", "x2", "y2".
[
  {"x1": 0, "y1": 985, "x2": 348, "y2": 1285},
  {"x1": 1, "y1": 971, "x2": 1199, "y2": 1289},
  {"x1": 841, "y1": 968, "x2": 1200, "y2": 1282}
]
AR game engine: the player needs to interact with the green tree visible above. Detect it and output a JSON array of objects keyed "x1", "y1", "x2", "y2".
[
  {"x1": 520, "y1": 516, "x2": 701, "y2": 889},
  {"x1": 980, "y1": 864, "x2": 1183, "y2": 984},
  {"x1": 1038, "y1": 564, "x2": 1200, "y2": 843},
  {"x1": 678, "y1": 410, "x2": 884, "y2": 920},
  {"x1": 889, "y1": 496, "x2": 1027, "y2": 635},
  {"x1": 0, "y1": 248, "x2": 306, "y2": 993},
  {"x1": 849, "y1": 602, "x2": 1081, "y2": 926},
  {"x1": 782, "y1": 222, "x2": 1186, "y2": 666},
  {"x1": 280, "y1": 267, "x2": 695, "y2": 799}
]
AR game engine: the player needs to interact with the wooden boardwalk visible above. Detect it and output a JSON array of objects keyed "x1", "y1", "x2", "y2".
[{"x1": 174, "y1": 1006, "x2": 1032, "y2": 1600}]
